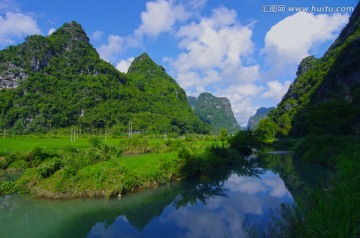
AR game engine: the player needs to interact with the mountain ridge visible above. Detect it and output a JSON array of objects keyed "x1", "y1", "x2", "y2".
[
  {"x1": 0, "y1": 21, "x2": 209, "y2": 135},
  {"x1": 265, "y1": 3, "x2": 360, "y2": 137}
]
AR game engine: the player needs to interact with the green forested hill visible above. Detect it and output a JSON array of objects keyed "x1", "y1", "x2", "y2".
[
  {"x1": 124, "y1": 53, "x2": 209, "y2": 135},
  {"x1": 266, "y1": 4, "x2": 360, "y2": 137},
  {"x1": 0, "y1": 22, "x2": 209, "y2": 135},
  {"x1": 194, "y1": 92, "x2": 240, "y2": 134}
]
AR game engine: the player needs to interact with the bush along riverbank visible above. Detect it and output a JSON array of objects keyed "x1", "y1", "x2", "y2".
[
  {"x1": 0, "y1": 134, "x2": 249, "y2": 199},
  {"x1": 271, "y1": 135, "x2": 360, "y2": 237}
]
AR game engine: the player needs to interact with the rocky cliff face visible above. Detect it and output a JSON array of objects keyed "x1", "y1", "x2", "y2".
[
  {"x1": 0, "y1": 22, "x2": 96, "y2": 89},
  {"x1": 0, "y1": 63, "x2": 27, "y2": 89},
  {"x1": 194, "y1": 92, "x2": 240, "y2": 134},
  {"x1": 296, "y1": 56, "x2": 319, "y2": 77},
  {"x1": 247, "y1": 107, "x2": 275, "y2": 131}
]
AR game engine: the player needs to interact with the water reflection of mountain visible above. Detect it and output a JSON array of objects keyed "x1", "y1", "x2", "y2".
[
  {"x1": 85, "y1": 152, "x2": 332, "y2": 238},
  {"x1": 257, "y1": 152, "x2": 334, "y2": 200},
  {"x1": 1, "y1": 153, "x2": 324, "y2": 238}
]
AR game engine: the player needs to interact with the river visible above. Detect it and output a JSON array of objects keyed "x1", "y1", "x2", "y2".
[{"x1": 0, "y1": 152, "x2": 331, "y2": 238}]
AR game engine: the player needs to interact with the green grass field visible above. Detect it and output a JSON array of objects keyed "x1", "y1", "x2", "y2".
[
  {"x1": 0, "y1": 134, "x2": 217, "y2": 153},
  {"x1": 0, "y1": 135, "x2": 181, "y2": 197},
  {"x1": 0, "y1": 135, "x2": 120, "y2": 153},
  {"x1": 0, "y1": 134, "x2": 231, "y2": 198}
]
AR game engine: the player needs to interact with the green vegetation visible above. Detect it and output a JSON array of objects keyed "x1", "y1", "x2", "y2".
[
  {"x1": 247, "y1": 107, "x2": 275, "y2": 131},
  {"x1": 252, "y1": 4, "x2": 360, "y2": 236},
  {"x1": 258, "y1": 3, "x2": 360, "y2": 138},
  {"x1": 293, "y1": 94, "x2": 360, "y2": 136},
  {"x1": 0, "y1": 135, "x2": 120, "y2": 153},
  {"x1": 0, "y1": 181, "x2": 21, "y2": 195},
  {"x1": 0, "y1": 132, "x2": 248, "y2": 198},
  {"x1": 253, "y1": 118, "x2": 278, "y2": 143},
  {"x1": 0, "y1": 4, "x2": 360, "y2": 236},
  {"x1": 194, "y1": 92, "x2": 240, "y2": 134},
  {"x1": 16, "y1": 151, "x2": 179, "y2": 198},
  {"x1": 228, "y1": 130, "x2": 256, "y2": 155},
  {"x1": 0, "y1": 20, "x2": 245, "y2": 200},
  {"x1": 295, "y1": 135, "x2": 359, "y2": 166},
  {"x1": 0, "y1": 22, "x2": 209, "y2": 136},
  {"x1": 272, "y1": 136, "x2": 360, "y2": 237}
]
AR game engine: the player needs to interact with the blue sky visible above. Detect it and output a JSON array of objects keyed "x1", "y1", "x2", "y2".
[{"x1": 0, "y1": 0, "x2": 358, "y2": 125}]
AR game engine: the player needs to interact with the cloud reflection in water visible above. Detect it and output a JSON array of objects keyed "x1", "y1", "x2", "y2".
[
  {"x1": 162, "y1": 170, "x2": 293, "y2": 238},
  {"x1": 86, "y1": 170, "x2": 294, "y2": 238}
]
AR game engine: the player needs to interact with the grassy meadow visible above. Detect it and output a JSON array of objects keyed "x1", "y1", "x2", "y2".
[
  {"x1": 0, "y1": 135, "x2": 117, "y2": 153},
  {"x1": 0, "y1": 133, "x2": 244, "y2": 198}
]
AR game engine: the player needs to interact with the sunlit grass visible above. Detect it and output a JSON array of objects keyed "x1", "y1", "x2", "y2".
[
  {"x1": 1, "y1": 134, "x2": 233, "y2": 198},
  {"x1": 0, "y1": 135, "x2": 119, "y2": 153},
  {"x1": 24, "y1": 152, "x2": 179, "y2": 198}
]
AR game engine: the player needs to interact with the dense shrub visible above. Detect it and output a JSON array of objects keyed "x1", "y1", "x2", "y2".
[
  {"x1": 89, "y1": 137, "x2": 102, "y2": 149},
  {"x1": 8, "y1": 160, "x2": 29, "y2": 170},
  {"x1": 0, "y1": 181, "x2": 20, "y2": 195},
  {"x1": 229, "y1": 130, "x2": 256, "y2": 156},
  {"x1": 295, "y1": 135, "x2": 359, "y2": 166},
  {"x1": 37, "y1": 158, "x2": 63, "y2": 178},
  {"x1": 26, "y1": 147, "x2": 55, "y2": 166}
]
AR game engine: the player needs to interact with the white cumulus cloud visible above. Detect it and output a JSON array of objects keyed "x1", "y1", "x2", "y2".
[
  {"x1": 135, "y1": 0, "x2": 188, "y2": 39},
  {"x1": 168, "y1": 6, "x2": 259, "y2": 91},
  {"x1": 97, "y1": 0, "x2": 194, "y2": 62},
  {"x1": 116, "y1": 57, "x2": 135, "y2": 73},
  {"x1": 97, "y1": 35, "x2": 124, "y2": 62},
  {"x1": 166, "y1": 6, "x2": 260, "y2": 124},
  {"x1": 261, "y1": 80, "x2": 291, "y2": 102},
  {"x1": 185, "y1": 0, "x2": 207, "y2": 13},
  {"x1": 173, "y1": 7, "x2": 255, "y2": 73},
  {"x1": 0, "y1": 11, "x2": 40, "y2": 46},
  {"x1": 262, "y1": 12, "x2": 349, "y2": 77}
]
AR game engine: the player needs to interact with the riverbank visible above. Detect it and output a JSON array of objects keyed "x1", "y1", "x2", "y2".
[
  {"x1": 0, "y1": 153, "x2": 287, "y2": 238},
  {"x1": 274, "y1": 135, "x2": 360, "y2": 237},
  {"x1": 0, "y1": 135, "x2": 246, "y2": 198}
]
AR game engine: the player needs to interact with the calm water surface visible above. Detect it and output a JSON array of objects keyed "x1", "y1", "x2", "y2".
[{"x1": 0, "y1": 152, "x2": 330, "y2": 238}]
